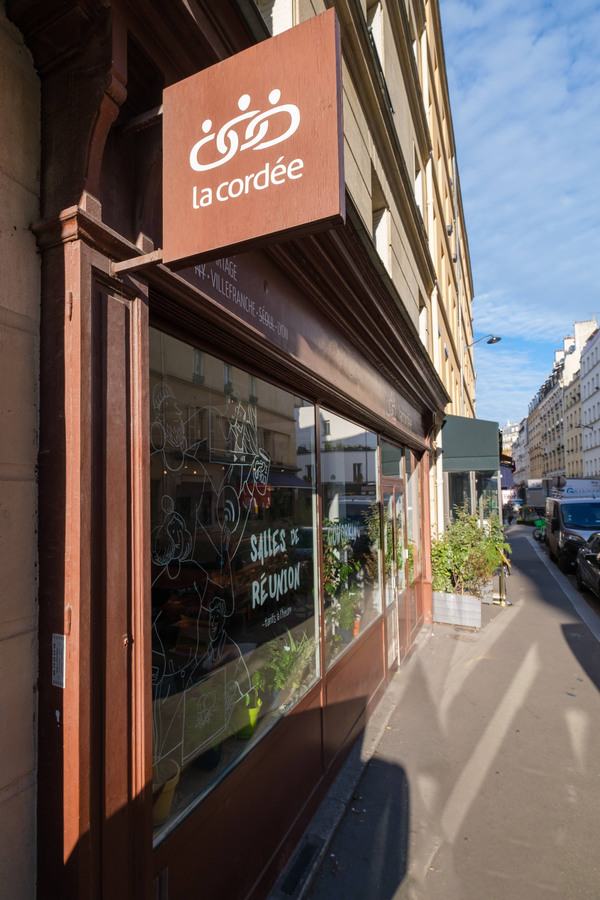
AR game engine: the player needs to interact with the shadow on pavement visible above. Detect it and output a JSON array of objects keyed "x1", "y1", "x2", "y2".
[
  {"x1": 561, "y1": 623, "x2": 600, "y2": 691},
  {"x1": 307, "y1": 758, "x2": 409, "y2": 900}
]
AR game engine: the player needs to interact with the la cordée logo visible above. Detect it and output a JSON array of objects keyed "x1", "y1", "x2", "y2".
[{"x1": 188, "y1": 90, "x2": 305, "y2": 208}]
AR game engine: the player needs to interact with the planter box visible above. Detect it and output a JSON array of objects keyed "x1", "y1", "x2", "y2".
[
  {"x1": 480, "y1": 580, "x2": 494, "y2": 605},
  {"x1": 433, "y1": 590, "x2": 481, "y2": 628}
]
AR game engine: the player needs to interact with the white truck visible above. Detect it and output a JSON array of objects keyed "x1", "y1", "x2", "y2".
[{"x1": 552, "y1": 478, "x2": 600, "y2": 498}]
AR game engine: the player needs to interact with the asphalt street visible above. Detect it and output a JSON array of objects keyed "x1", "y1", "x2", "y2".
[{"x1": 273, "y1": 525, "x2": 600, "y2": 900}]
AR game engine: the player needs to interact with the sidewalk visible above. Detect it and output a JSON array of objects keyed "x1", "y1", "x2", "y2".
[{"x1": 269, "y1": 526, "x2": 600, "y2": 900}]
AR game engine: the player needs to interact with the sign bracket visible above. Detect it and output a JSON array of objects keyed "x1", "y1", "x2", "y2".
[
  {"x1": 110, "y1": 249, "x2": 163, "y2": 276},
  {"x1": 120, "y1": 104, "x2": 163, "y2": 135}
]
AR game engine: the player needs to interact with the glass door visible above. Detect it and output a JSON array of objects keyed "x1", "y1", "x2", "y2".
[{"x1": 382, "y1": 478, "x2": 407, "y2": 665}]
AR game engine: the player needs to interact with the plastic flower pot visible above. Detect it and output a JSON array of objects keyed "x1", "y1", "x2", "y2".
[{"x1": 152, "y1": 758, "x2": 180, "y2": 826}]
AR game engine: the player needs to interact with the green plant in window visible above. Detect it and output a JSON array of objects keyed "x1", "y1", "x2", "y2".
[
  {"x1": 246, "y1": 669, "x2": 266, "y2": 707},
  {"x1": 384, "y1": 508, "x2": 393, "y2": 578},
  {"x1": 322, "y1": 519, "x2": 360, "y2": 596},
  {"x1": 336, "y1": 586, "x2": 360, "y2": 631},
  {"x1": 407, "y1": 541, "x2": 416, "y2": 584},
  {"x1": 266, "y1": 629, "x2": 315, "y2": 693},
  {"x1": 360, "y1": 501, "x2": 382, "y2": 585}
]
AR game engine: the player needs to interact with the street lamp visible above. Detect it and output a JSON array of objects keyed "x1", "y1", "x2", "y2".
[
  {"x1": 465, "y1": 334, "x2": 502, "y2": 349},
  {"x1": 460, "y1": 335, "x2": 502, "y2": 414}
]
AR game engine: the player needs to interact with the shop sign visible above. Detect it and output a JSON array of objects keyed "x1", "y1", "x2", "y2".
[
  {"x1": 178, "y1": 251, "x2": 426, "y2": 441},
  {"x1": 162, "y1": 9, "x2": 344, "y2": 268}
]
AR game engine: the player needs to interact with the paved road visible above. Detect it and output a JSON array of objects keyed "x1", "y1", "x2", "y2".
[{"x1": 302, "y1": 526, "x2": 600, "y2": 899}]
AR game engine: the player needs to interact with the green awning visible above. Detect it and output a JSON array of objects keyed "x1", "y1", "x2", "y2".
[{"x1": 442, "y1": 414, "x2": 499, "y2": 472}]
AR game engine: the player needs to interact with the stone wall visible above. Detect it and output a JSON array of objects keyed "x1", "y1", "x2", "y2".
[{"x1": 0, "y1": 3, "x2": 40, "y2": 896}]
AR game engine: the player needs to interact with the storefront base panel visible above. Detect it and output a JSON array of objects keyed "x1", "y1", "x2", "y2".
[
  {"x1": 153, "y1": 683, "x2": 323, "y2": 900},
  {"x1": 152, "y1": 618, "x2": 391, "y2": 900},
  {"x1": 323, "y1": 621, "x2": 385, "y2": 771}
]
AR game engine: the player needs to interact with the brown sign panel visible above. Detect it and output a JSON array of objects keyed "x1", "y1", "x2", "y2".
[{"x1": 162, "y1": 9, "x2": 345, "y2": 268}]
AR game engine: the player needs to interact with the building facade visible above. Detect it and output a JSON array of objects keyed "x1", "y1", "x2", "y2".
[
  {"x1": 501, "y1": 421, "x2": 519, "y2": 456},
  {"x1": 525, "y1": 322, "x2": 596, "y2": 485},
  {"x1": 420, "y1": 0, "x2": 476, "y2": 531},
  {"x1": 564, "y1": 371, "x2": 583, "y2": 478},
  {"x1": 3, "y1": 0, "x2": 475, "y2": 897},
  {"x1": 580, "y1": 328, "x2": 600, "y2": 476},
  {"x1": 0, "y1": 4, "x2": 39, "y2": 897},
  {"x1": 512, "y1": 417, "x2": 529, "y2": 489}
]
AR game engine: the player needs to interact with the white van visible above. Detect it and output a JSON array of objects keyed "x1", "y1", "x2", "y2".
[{"x1": 545, "y1": 496, "x2": 600, "y2": 572}]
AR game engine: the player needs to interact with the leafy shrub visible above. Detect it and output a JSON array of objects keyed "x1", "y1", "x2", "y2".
[{"x1": 431, "y1": 504, "x2": 510, "y2": 597}]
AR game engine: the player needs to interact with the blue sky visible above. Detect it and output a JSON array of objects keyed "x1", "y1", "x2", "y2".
[{"x1": 439, "y1": 0, "x2": 600, "y2": 426}]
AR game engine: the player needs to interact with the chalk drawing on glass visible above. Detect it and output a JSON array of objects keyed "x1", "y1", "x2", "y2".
[{"x1": 151, "y1": 382, "x2": 270, "y2": 771}]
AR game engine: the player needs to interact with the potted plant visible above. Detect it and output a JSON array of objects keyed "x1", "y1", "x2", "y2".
[
  {"x1": 431, "y1": 503, "x2": 510, "y2": 627},
  {"x1": 336, "y1": 587, "x2": 360, "y2": 632},
  {"x1": 152, "y1": 757, "x2": 181, "y2": 826},
  {"x1": 234, "y1": 670, "x2": 266, "y2": 740},
  {"x1": 265, "y1": 628, "x2": 316, "y2": 710},
  {"x1": 322, "y1": 520, "x2": 361, "y2": 646}
]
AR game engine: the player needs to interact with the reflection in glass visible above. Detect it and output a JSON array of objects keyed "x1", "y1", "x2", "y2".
[
  {"x1": 396, "y1": 492, "x2": 406, "y2": 591},
  {"x1": 475, "y1": 470, "x2": 500, "y2": 520},
  {"x1": 405, "y1": 449, "x2": 421, "y2": 586},
  {"x1": 150, "y1": 329, "x2": 318, "y2": 841},
  {"x1": 319, "y1": 410, "x2": 381, "y2": 668},
  {"x1": 383, "y1": 495, "x2": 393, "y2": 607},
  {"x1": 383, "y1": 489, "x2": 406, "y2": 609},
  {"x1": 448, "y1": 471, "x2": 470, "y2": 520}
]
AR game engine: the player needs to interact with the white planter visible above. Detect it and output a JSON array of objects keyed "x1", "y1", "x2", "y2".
[
  {"x1": 480, "y1": 580, "x2": 494, "y2": 605},
  {"x1": 433, "y1": 590, "x2": 481, "y2": 628}
]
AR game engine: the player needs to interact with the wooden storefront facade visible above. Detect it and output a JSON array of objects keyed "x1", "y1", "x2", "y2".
[{"x1": 8, "y1": 1, "x2": 449, "y2": 897}]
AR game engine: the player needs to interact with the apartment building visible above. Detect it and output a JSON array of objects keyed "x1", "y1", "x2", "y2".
[
  {"x1": 512, "y1": 417, "x2": 529, "y2": 487},
  {"x1": 564, "y1": 371, "x2": 583, "y2": 478},
  {"x1": 525, "y1": 322, "x2": 596, "y2": 484},
  {"x1": 501, "y1": 421, "x2": 520, "y2": 455},
  {"x1": 580, "y1": 328, "x2": 600, "y2": 476}
]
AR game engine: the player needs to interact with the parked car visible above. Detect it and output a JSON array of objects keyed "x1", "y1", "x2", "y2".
[
  {"x1": 576, "y1": 532, "x2": 600, "y2": 598},
  {"x1": 545, "y1": 497, "x2": 600, "y2": 572}
]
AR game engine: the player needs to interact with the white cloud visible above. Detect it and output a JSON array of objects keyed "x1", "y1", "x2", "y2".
[
  {"x1": 472, "y1": 346, "x2": 551, "y2": 424},
  {"x1": 473, "y1": 292, "x2": 598, "y2": 344}
]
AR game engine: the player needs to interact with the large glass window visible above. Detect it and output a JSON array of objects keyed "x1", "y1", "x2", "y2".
[
  {"x1": 448, "y1": 471, "x2": 470, "y2": 519},
  {"x1": 475, "y1": 470, "x2": 500, "y2": 520},
  {"x1": 448, "y1": 470, "x2": 500, "y2": 523},
  {"x1": 150, "y1": 330, "x2": 318, "y2": 841},
  {"x1": 405, "y1": 449, "x2": 421, "y2": 586},
  {"x1": 381, "y1": 442, "x2": 406, "y2": 610},
  {"x1": 319, "y1": 410, "x2": 381, "y2": 668}
]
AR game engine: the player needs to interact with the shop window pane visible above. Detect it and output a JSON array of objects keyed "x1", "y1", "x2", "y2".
[
  {"x1": 395, "y1": 491, "x2": 406, "y2": 591},
  {"x1": 382, "y1": 487, "x2": 406, "y2": 609},
  {"x1": 150, "y1": 329, "x2": 318, "y2": 841},
  {"x1": 475, "y1": 470, "x2": 500, "y2": 521},
  {"x1": 320, "y1": 410, "x2": 381, "y2": 668},
  {"x1": 381, "y1": 440, "x2": 403, "y2": 477},
  {"x1": 405, "y1": 449, "x2": 421, "y2": 585},
  {"x1": 448, "y1": 471, "x2": 470, "y2": 519}
]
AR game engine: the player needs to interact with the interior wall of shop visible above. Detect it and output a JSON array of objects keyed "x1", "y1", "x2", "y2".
[{"x1": 0, "y1": 4, "x2": 40, "y2": 898}]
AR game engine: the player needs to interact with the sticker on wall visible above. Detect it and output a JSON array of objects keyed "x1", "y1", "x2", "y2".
[{"x1": 52, "y1": 633, "x2": 66, "y2": 689}]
